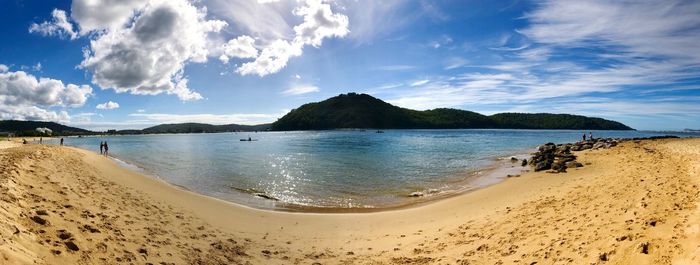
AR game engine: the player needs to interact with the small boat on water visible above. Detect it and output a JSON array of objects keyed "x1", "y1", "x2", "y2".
[
  {"x1": 240, "y1": 138, "x2": 257, "y2": 141},
  {"x1": 376, "y1": 130, "x2": 385, "y2": 133}
]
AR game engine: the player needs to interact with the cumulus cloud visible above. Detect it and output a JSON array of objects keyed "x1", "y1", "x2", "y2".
[
  {"x1": 292, "y1": 0, "x2": 349, "y2": 47},
  {"x1": 236, "y1": 39, "x2": 303, "y2": 76},
  {"x1": 281, "y1": 85, "x2": 320, "y2": 95},
  {"x1": 80, "y1": 0, "x2": 226, "y2": 101},
  {"x1": 70, "y1": 0, "x2": 147, "y2": 34},
  {"x1": 219, "y1": 35, "x2": 259, "y2": 63},
  {"x1": 29, "y1": 9, "x2": 78, "y2": 39},
  {"x1": 96, "y1": 101, "x2": 120, "y2": 110},
  {"x1": 233, "y1": 0, "x2": 349, "y2": 76},
  {"x1": 0, "y1": 68, "x2": 92, "y2": 121}
]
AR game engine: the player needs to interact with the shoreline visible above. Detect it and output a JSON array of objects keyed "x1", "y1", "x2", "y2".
[
  {"x1": 1, "y1": 137, "x2": 698, "y2": 263},
  {"x1": 65, "y1": 141, "x2": 535, "y2": 213}
]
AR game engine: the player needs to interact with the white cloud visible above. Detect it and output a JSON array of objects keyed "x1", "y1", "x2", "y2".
[
  {"x1": 32, "y1": 63, "x2": 42, "y2": 72},
  {"x1": 207, "y1": 0, "x2": 294, "y2": 41},
  {"x1": 29, "y1": 9, "x2": 78, "y2": 39},
  {"x1": 79, "y1": 0, "x2": 226, "y2": 101},
  {"x1": 0, "y1": 106, "x2": 71, "y2": 123},
  {"x1": 236, "y1": 39, "x2": 303, "y2": 76},
  {"x1": 409, "y1": 79, "x2": 429, "y2": 87},
  {"x1": 232, "y1": 0, "x2": 349, "y2": 76},
  {"x1": 282, "y1": 85, "x2": 320, "y2": 95},
  {"x1": 293, "y1": 0, "x2": 349, "y2": 47},
  {"x1": 0, "y1": 69, "x2": 92, "y2": 121},
  {"x1": 218, "y1": 35, "x2": 259, "y2": 63},
  {"x1": 96, "y1": 101, "x2": 120, "y2": 110},
  {"x1": 0, "y1": 70, "x2": 92, "y2": 108},
  {"x1": 443, "y1": 57, "x2": 469, "y2": 70},
  {"x1": 0, "y1": 64, "x2": 7, "y2": 73},
  {"x1": 70, "y1": 0, "x2": 147, "y2": 34},
  {"x1": 137, "y1": 109, "x2": 146, "y2": 113}
]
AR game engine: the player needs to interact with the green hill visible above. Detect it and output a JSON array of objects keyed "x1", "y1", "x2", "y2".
[
  {"x1": 138, "y1": 122, "x2": 270, "y2": 134},
  {"x1": 270, "y1": 93, "x2": 633, "y2": 131},
  {"x1": 0, "y1": 120, "x2": 93, "y2": 136}
]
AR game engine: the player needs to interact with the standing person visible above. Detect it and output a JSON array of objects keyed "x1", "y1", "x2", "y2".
[
  {"x1": 100, "y1": 141, "x2": 104, "y2": 155},
  {"x1": 582, "y1": 133, "x2": 586, "y2": 142},
  {"x1": 104, "y1": 141, "x2": 109, "y2": 156},
  {"x1": 589, "y1": 132, "x2": 593, "y2": 141},
  {"x1": 39, "y1": 137, "x2": 42, "y2": 144},
  {"x1": 60, "y1": 138, "x2": 64, "y2": 146}
]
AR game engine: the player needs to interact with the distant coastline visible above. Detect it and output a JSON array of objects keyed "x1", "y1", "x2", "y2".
[{"x1": 1, "y1": 93, "x2": 636, "y2": 137}]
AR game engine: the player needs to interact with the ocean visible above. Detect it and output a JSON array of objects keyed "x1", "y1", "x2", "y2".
[{"x1": 50, "y1": 129, "x2": 695, "y2": 211}]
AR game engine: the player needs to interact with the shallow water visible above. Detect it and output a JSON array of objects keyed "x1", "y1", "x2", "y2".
[{"x1": 52, "y1": 129, "x2": 694, "y2": 210}]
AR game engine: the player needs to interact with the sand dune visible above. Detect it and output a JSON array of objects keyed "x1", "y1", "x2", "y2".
[{"x1": 1, "y1": 138, "x2": 698, "y2": 264}]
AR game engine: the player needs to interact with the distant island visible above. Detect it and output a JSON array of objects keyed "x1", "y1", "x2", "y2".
[
  {"x1": 270, "y1": 93, "x2": 633, "y2": 131},
  {"x1": 0, "y1": 93, "x2": 633, "y2": 136}
]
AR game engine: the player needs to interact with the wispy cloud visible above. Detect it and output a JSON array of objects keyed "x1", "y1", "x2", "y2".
[
  {"x1": 374, "y1": 65, "x2": 416, "y2": 71},
  {"x1": 383, "y1": 0, "x2": 700, "y2": 130},
  {"x1": 281, "y1": 85, "x2": 320, "y2": 95},
  {"x1": 409, "y1": 79, "x2": 429, "y2": 87}
]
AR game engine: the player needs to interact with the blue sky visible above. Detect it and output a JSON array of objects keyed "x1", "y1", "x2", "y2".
[{"x1": 1, "y1": 0, "x2": 699, "y2": 130}]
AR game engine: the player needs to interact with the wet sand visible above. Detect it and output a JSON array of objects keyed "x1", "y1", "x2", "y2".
[{"x1": 1, "y1": 138, "x2": 699, "y2": 264}]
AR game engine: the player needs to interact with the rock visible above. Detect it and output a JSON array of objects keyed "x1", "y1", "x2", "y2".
[
  {"x1": 593, "y1": 142, "x2": 606, "y2": 149},
  {"x1": 36, "y1": 210, "x2": 48, "y2": 216},
  {"x1": 254, "y1": 193, "x2": 278, "y2": 201},
  {"x1": 57, "y1": 230, "x2": 72, "y2": 240},
  {"x1": 565, "y1": 162, "x2": 583, "y2": 168},
  {"x1": 507, "y1": 174, "x2": 520, "y2": 178},
  {"x1": 581, "y1": 144, "x2": 592, "y2": 150},
  {"x1": 409, "y1": 192, "x2": 424, "y2": 197},
  {"x1": 510, "y1": 157, "x2": 519, "y2": 162},
  {"x1": 534, "y1": 161, "x2": 551, "y2": 172},
  {"x1": 521, "y1": 159, "x2": 527, "y2": 167},
  {"x1": 65, "y1": 241, "x2": 79, "y2": 252},
  {"x1": 30, "y1": 215, "x2": 48, "y2": 225},
  {"x1": 551, "y1": 162, "x2": 566, "y2": 172}
]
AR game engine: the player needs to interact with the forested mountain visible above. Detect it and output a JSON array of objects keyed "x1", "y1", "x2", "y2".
[{"x1": 270, "y1": 93, "x2": 633, "y2": 131}]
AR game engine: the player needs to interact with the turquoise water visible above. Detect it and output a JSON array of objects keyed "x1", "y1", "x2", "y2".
[{"x1": 53, "y1": 130, "x2": 694, "y2": 210}]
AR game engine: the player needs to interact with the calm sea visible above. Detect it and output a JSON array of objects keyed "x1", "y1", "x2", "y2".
[{"x1": 50, "y1": 130, "x2": 695, "y2": 210}]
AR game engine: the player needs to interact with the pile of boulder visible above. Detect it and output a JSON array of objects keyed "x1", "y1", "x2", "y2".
[
  {"x1": 528, "y1": 142, "x2": 582, "y2": 173},
  {"x1": 570, "y1": 138, "x2": 619, "y2": 151},
  {"x1": 526, "y1": 136, "x2": 680, "y2": 173}
]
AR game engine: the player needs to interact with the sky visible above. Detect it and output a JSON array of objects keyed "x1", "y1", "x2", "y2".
[{"x1": 1, "y1": 0, "x2": 699, "y2": 131}]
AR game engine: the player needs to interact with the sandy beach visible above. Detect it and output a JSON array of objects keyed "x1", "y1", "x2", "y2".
[{"x1": 1, "y1": 137, "x2": 699, "y2": 264}]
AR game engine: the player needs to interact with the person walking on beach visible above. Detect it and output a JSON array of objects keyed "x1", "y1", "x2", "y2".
[
  {"x1": 39, "y1": 137, "x2": 42, "y2": 144},
  {"x1": 100, "y1": 141, "x2": 104, "y2": 155},
  {"x1": 103, "y1": 141, "x2": 109, "y2": 156},
  {"x1": 60, "y1": 138, "x2": 64, "y2": 146}
]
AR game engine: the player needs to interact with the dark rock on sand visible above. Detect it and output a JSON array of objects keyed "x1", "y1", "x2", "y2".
[
  {"x1": 65, "y1": 241, "x2": 79, "y2": 251},
  {"x1": 30, "y1": 215, "x2": 48, "y2": 225}
]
